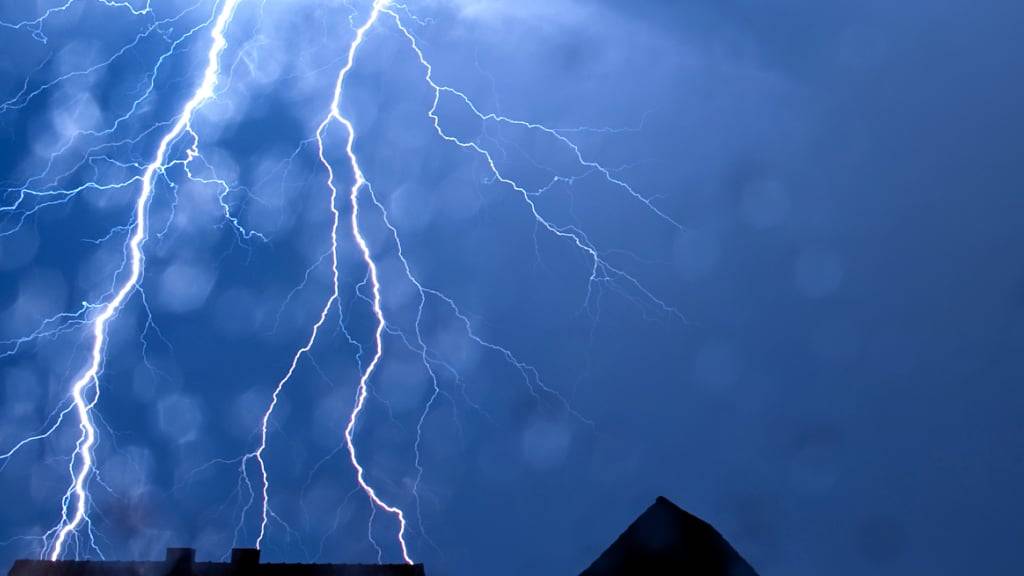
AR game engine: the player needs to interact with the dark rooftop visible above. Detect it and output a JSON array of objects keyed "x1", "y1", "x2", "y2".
[
  {"x1": 8, "y1": 497, "x2": 753, "y2": 576},
  {"x1": 580, "y1": 496, "x2": 759, "y2": 575},
  {"x1": 8, "y1": 549, "x2": 424, "y2": 576}
]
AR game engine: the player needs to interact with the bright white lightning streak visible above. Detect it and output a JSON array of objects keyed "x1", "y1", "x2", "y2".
[
  {"x1": 249, "y1": 0, "x2": 412, "y2": 564},
  {"x1": 45, "y1": 0, "x2": 241, "y2": 560}
]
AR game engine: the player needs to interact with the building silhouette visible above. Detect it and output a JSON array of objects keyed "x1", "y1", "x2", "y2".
[
  {"x1": 580, "y1": 496, "x2": 759, "y2": 575},
  {"x1": 7, "y1": 497, "x2": 756, "y2": 576},
  {"x1": 8, "y1": 549, "x2": 423, "y2": 576}
]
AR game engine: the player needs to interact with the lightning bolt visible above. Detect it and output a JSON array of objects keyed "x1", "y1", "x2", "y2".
[
  {"x1": 2, "y1": 0, "x2": 683, "y2": 567},
  {"x1": 38, "y1": 0, "x2": 242, "y2": 560},
  {"x1": 245, "y1": 0, "x2": 412, "y2": 563},
  {"x1": 241, "y1": 0, "x2": 681, "y2": 565},
  {"x1": 330, "y1": 0, "x2": 415, "y2": 561}
]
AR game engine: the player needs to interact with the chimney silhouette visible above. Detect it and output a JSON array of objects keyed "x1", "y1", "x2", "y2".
[{"x1": 164, "y1": 548, "x2": 195, "y2": 576}]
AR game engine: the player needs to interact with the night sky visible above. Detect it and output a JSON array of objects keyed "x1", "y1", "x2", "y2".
[{"x1": 1, "y1": 1, "x2": 1022, "y2": 575}]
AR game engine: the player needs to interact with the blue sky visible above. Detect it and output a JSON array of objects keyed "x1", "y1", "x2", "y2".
[{"x1": 0, "y1": 1, "x2": 1022, "y2": 575}]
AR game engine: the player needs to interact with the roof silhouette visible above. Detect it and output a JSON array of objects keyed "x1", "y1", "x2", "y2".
[
  {"x1": 580, "y1": 496, "x2": 759, "y2": 575},
  {"x1": 8, "y1": 498, "x2": 755, "y2": 576},
  {"x1": 8, "y1": 549, "x2": 424, "y2": 576}
]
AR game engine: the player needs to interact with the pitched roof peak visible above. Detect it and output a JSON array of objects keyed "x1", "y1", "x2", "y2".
[{"x1": 580, "y1": 496, "x2": 759, "y2": 575}]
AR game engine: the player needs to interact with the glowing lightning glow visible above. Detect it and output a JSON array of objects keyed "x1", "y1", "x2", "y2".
[
  {"x1": 248, "y1": 0, "x2": 412, "y2": 564},
  {"x1": 44, "y1": 0, "x2": 241, "y2": 560}
]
